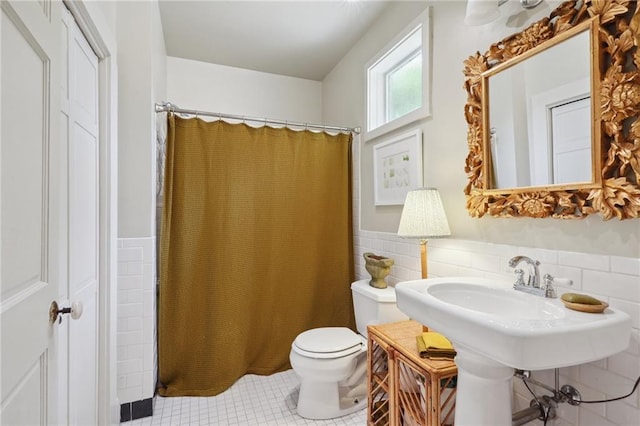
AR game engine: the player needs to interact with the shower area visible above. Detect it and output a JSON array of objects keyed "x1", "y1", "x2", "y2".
[{"x1": 153, "y1": 102, "x2": 359, "y2": 397}]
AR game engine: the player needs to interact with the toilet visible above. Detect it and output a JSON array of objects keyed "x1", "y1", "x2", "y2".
[{"x1": 289, "y1": 279, "x2": 408, "y2": 420}]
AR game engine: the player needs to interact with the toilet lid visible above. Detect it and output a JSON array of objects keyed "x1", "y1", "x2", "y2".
[{"x1": 293, "y1": 327, "x2": 363, "y2": 358}]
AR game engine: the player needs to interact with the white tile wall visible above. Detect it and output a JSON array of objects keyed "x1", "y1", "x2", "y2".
[
  {"x1": 118, "y1": 237, "x2": 157, "y2": 404},
  {"x1": 351, "y1": 127, "x2": 640, "y2": 424},
  {"x1": 353, "y1": 228, "x2": 640, "y2": 425}
]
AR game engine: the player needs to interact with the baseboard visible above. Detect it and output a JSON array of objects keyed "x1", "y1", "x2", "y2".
[{"x1": 120, "y1": 398, "x2": 153, "y2": 422}]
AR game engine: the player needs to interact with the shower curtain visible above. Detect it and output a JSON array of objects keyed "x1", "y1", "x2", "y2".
[{"x1": 158, "y1": 115, "x2": 355, "y2": 396}]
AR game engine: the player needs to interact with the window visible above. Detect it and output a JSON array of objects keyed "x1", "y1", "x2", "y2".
[
  {"x1": 387, "y1": 50, "x2": 422, "y2": 121},
  {"x1": 366, "y1": 9, "x2": 431, "y2": 139}
]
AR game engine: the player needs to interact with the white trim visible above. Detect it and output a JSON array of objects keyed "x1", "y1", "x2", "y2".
[
  {"x1": 364, "y1": 7, "x2": 431, "y2": 142},
  {"x1": 61, "y1": 1, "x2": 119, "y2": 424}
]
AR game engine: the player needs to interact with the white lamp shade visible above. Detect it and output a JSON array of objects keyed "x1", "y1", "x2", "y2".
[
  {"x1": 465, "y1": 0, "x2": 500, "y2": 26},
  {"x1": 397, "y1": 188, "x2": 451, "y2": 239}
]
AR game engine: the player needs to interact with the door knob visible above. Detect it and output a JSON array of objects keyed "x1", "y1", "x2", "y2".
[{"x1": 49, "y1": 300, "x2": 83, "y2": 324}]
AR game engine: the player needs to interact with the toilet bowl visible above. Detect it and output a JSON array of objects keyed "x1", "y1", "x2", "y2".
[
  {"x1": 290, "y1": 327, "x2": 368, "y2": 419},
  {"x1": 289, "y1": 279, "x2": 408, "y2": 420}
]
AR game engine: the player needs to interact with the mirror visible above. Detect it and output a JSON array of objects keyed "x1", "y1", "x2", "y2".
[
  {"x1": 485, "y1": 28, "x2": 592, "y2": 189},
  {"x1": 463, "y1": 1, "x2": 640, "y2": 220}
]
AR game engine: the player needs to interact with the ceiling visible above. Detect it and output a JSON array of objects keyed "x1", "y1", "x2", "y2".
[{"x1": 158, "y1": 0, "x2": 392, "y2": 81}]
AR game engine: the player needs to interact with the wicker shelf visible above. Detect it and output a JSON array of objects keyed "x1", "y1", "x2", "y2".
[{"x1": 367, "y1": 320, "x2": 458, "y2": 426}]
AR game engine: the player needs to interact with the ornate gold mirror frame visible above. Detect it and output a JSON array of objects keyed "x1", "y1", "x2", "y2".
[{"x1": 463, "y1": 0, "x2": 640, "y2": 219}]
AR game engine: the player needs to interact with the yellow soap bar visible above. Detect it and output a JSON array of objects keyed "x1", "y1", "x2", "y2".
[{"x1": 561, "y1": 292, "x2": 602, "y2": 305}]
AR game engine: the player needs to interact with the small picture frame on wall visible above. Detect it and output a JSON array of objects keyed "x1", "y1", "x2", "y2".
[{"x1": 373, "y1": 128, "x2": 423, "y2": 206}]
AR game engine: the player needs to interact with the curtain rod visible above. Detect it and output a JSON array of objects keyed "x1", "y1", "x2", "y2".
[{"x1": 155, "y1": 102, "x2": 360, "y2": 135}]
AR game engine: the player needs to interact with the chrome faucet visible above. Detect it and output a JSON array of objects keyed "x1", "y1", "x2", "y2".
[
  {"x1": 542, "y1": 274, "x2": 557, "y2": 298},
  {"x1": 508, "y1": 256, "x2": 567, "y2": 298},
  {"x1": 508, "y1": 255, "x2": 549, "y2": 297},
  {"x1": 508, "y1": 256, "x2": 541, "y2": 288}
]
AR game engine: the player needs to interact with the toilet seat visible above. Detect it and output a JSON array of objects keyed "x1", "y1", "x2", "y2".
[{"x1": 293, "y1": 327, "x2": 364, "y2": 359}]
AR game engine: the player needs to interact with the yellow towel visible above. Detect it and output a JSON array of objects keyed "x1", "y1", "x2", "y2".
[
  {"x1": 416, "y1": 335, "x2": 427, "y2": 353},
  {"x1": 422, "y1": 332, "x2": 455, "y2": 350},
  {"x1": 416, "y1": 332, "x2": 456, "y2": 360}
]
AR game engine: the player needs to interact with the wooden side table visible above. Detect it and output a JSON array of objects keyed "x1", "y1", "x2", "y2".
[{"x1": 367, "y1": 320, "x2": 458, "y2": 426}]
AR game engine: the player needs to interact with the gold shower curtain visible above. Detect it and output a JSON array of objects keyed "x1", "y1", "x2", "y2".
[{"x1": 158, "y1": 115, "x2": 355, "y2": 396}]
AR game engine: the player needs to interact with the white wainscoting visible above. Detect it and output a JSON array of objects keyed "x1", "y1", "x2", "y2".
[{"x1": 117, "y1": 237, "x2": 156, "y2": 404}]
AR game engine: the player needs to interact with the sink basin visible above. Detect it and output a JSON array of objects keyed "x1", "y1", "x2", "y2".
[
  {"x1": 396, "y1": 277, "x2": 631, "y2": 371},
  {"x1": 396, "y1": 277, "x2": 631, "y2": 426}
]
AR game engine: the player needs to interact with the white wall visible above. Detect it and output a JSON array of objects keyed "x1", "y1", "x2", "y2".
[
  {"x1": 117, "y1": 0, "x2": 166, "y2": 239},
  {"x1": 323, "y1": 1, "x2": 640, "y2": 425},
  {"x1": 117, "y1": 238, "x2": 156, "y2": 405},
  {"x1": 324, "y1": 0, "x2": 639, "y2": 257},
  {"x1": 490, "y1": 68, "x2": 521, "y2": 188},
  {"x1": 167, "y1": 57, "x2": 322, "y2": 123},
  {"x1": 115, "y1": 0, "x2": 166, "y2": 407},
  {"x1": 323, "y1": 1, "x2": 428, "y2": 232}
]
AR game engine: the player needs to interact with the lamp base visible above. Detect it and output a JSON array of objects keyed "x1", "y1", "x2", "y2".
[{"x1": 420, "y1": 239, "x2": 428, "y2": 279}]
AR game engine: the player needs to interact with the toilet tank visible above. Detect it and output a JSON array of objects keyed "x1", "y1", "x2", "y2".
[{"x1": 351, "y1": 279, "x2": 409, "y2": 337}]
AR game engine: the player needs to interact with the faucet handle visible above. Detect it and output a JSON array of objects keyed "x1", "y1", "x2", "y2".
[
  {"x1": 551, "y1": 276, "x2": 573, "y2": 287},
  {"x1": 542, "y1": 274, "x2": 557, "y2": 298},
  {"x1": 513, "y1": 269, "x2": 526, "y2": 287}
]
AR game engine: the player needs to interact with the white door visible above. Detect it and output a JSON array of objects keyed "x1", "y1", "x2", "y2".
[
  {"x1": 1, "y1": 0, "x2": 62, "y2": 424},
  {"x1": 550, "y1": 96, "x2": 591, "y2": 184},
  {"x1": 60, "y1": 7, "x2": 100, "y2": 425},
  {"x1": 1, "y1": 2, "x2": 100, "y2": 424}
]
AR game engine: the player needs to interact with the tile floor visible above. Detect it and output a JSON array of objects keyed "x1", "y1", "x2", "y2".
[{"x1": 121, "y1": 369, "x2": 366, "y2": 425}]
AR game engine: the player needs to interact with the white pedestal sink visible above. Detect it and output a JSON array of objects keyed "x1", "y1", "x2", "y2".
[{"x1": 395, "y1": 277, "x2": 632, "y2": 426}]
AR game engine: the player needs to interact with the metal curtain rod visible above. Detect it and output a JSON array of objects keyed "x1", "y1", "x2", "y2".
[{"x1": 155, "y1": 102, "x2": 360, "y2": 134}]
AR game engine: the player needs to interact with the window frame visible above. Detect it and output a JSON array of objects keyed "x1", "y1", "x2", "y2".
[{"x1": 365, "y1": 8, "x2": 431, "y2": 141}]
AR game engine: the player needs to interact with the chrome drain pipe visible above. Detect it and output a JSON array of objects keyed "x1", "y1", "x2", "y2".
[
  {"x1": 512, "y1": 403, "x2": 546, "y2": 426},
  {"x1": 514, "y1": 370, "x2": 555, "y2": 394},
  {"x1": 512, "y1": 369, "x2": 581, "y2": 425},
  {"x1": 512, "y1": 397, "x2": 556, "y2": 426}
]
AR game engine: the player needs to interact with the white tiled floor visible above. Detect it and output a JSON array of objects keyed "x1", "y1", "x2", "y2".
[{"x1": 122, "y1": 369, "x2": 366, "y2": 425}]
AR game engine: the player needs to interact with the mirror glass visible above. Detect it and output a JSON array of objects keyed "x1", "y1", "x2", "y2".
[{"x1": 485, "y1": 29, "x2": 591, "y2": 190}]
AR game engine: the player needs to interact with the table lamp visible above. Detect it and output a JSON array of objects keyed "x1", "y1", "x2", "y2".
[{"x1": 397, "y1": 188, "x2": 451, "y2": 278}]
